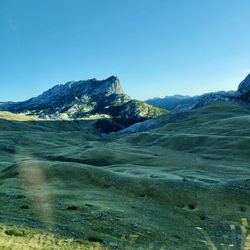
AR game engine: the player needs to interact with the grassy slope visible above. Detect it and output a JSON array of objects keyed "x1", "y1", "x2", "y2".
[
  {"x1": 0, "y1": 102, "x2": 249, "y2": 249},
  {"x1": 0, "y1": 223, "x2": 106, "y2": 250},
  {"x1": 0, "y1": 111, "x2": 41, "y2": 121}
]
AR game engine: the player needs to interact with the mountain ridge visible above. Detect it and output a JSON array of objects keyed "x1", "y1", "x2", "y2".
[
  {"x1": 0, "y1": 76, "x2": 125, "y2": 113},
  {"x1": 146, "y1": 74, "x2": 250, "y2": 111},
  {"x1": 0, "y1": 76, "x2": 166, "y2": 132},
  {"x1": 145, "y1": 95, "x2": 199, "y2": 111}
]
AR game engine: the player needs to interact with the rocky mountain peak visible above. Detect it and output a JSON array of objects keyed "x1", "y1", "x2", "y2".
[
  {"x1": 43, "y1": 76, "x2": 124, "y2": 100},
  {"x1": 63, "y1": 75, "x2": 123, "y2": 94},
  {"x1": 237, "y1": 73, "x2": 250, "y2": 95},
  {"x1": 0, "y1": 76, "x2": 126, "y2": 113},
  {"x1": 0, "y1": 76, "x2": 166, "y2": 132}
]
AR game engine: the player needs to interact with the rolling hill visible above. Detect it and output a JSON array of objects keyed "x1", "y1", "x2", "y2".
[{"x1": 0, "y1": 101, "x2": 249, "y2": 249}]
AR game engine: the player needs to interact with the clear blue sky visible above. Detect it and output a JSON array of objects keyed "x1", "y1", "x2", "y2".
[{"x1": 1, "y1": 0, "x2": 250, "y2": 101}]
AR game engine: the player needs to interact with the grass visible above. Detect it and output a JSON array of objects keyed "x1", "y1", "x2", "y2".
[
  {"x1": 241, "y1": 218, "x2": 250, "y2": 250},
  {"x1": 77, "y1": 114, "x2": 112, "y2": 120},
  {"x1": 0, "y1": 112, "x2": 41, "y2": 121},
  {"x1": 0, "y1": 223, "x2": 106, "y2": 250},
  {"x1": 196, "y1": 218, "x2": 250, "y2": 250},
  {"x1": 0, "y1": 219, "x2": 248, "y2": 249},
  {"x1": 0, "y1": 101, "x2": 249, "y2": 249}
]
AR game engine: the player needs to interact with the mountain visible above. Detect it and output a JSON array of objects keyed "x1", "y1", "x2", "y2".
[
  {"x1": 0, "y1": 76, "x2": 126, "y2": 115},
  {"x1": 0, "y1": 76, "x2": 166, "y2": 133},
  {"x1": 193, "y1": 90, "x2": 236, "y2": 108},
  {"x1": 194, "y1": 74, "x2": 250, "y2": 108},
  {"x1": 145, "y1": 95, "x2": 199, "y2": 111},
  {"x1": 0, "y1": 101, "x2": 15, "y2": 105},
  {"x1": 146, "y1": 74, "x2": 250, "y2": 111},
  {"x1": 235, "y1": 73, "x2": 250, "y2": 102}
]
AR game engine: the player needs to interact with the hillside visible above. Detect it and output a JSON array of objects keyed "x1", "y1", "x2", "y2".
[
  {"x1": 0, "y1": 76, "x2": 166, "y2": 133},
  {"x1": 0, "y1": 111, "x2": 41, "y2": 121},
  {"x1": 0, "y1": 101, "x2": 249, "y2": 249}
]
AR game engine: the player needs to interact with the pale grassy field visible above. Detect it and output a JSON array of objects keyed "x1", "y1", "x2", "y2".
[
  {"x1": 0, "y1": 112, "x2": 41, "y2": 121},
  {"x1": 0, "y1": 102, "x2": 249, "y2": 249},
  {"x1": 0, "y1": 221, "x2": 249, "y2": 250},
  {"x1": 0, "y1": 223, "x2": 106, "y2": 250}
]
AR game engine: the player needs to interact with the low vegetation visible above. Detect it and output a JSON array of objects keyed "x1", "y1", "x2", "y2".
[
  {"x1": 0, "y1": 223, "x2": 106, "y2": 250},
  {"x1": 0, "y1": 102, "x2": 249, "y2": 249}
]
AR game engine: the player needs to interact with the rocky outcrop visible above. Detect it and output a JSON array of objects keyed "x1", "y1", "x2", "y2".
[
  {"x1": 193, "y1": 74, "x2": 250, "y2": 108},
  {"x1": 195, "y1": 91, "x2": 236, "y2": 108},
  {"x1": 0, "y1": 76, "x2": 166, "y2": 132},
  {"x1": 0, "y1": 76, "x2": 125, "y2": 114},
  {"x1": 146, "y1": 74, "x2": 250, "y2": 111},
  {"x1": 117, "y1": 119, "x2": 157, "y2": 134},
  {"x1": 235, "y1": 73, "x2": 250, "y2": 102}
]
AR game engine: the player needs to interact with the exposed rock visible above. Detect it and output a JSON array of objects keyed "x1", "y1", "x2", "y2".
[
  {"x1": 0, "y1": 76, "x2": 166, "y2": 132},
  {"x1": 146, "y1": 74, "x2": 250, "y2": 111},
  {"x1": 193, "y1": 74, "x2": 250, "y2": 108},
  {"x1": 236, "y1": 73, "x2": 250, "y2": 102},
  {"x1": 146, "y1": 91, "x2": 237, "y2": 111},
  {"x1": 0, "y1": 76, "x2": 125, "y2": 114},
  {"x1": 195, "y1": 91, "x2": 236, "y2": 108},
  {"x1": 117, "y1": 119, "x2": 157, "y2": 133}
]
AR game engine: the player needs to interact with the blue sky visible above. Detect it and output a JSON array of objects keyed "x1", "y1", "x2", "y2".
[{"x1": 1, "y1": 0, "x2": 250, "y2": 101}]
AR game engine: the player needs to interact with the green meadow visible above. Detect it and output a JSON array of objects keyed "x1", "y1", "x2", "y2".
[{"x1": 0, "y1": 102, "x2": 249, "y2": 249}]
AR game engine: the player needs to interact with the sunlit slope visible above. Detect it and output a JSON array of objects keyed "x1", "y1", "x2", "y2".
[
  {"x1": 0, "y1": 102, "x2": 249, "y2": 249},
  {"x1": 0, "y1": 223, "x2": 106, "y2": 250},
  {"x1": 0, "y1": 111, "x2": 41, "y2": 121}
]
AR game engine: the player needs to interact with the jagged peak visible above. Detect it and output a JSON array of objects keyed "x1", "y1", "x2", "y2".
[
  {"x1": 237, "y1": 73, "x2": 250, "y2": 94},
  {"x1": 0, "y1": 76, "x2": 126, "y2": 113},
  {"x1": 37, "y1": 75, "x2": 124, "y2": 99},
  {"x1": 105, "y1": 75, "x2": 119, "y2": 81}
]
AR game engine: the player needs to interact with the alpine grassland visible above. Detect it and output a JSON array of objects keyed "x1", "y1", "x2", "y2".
[{"x1": 0, "y1": 101, "x2": 249, "y2": 249}]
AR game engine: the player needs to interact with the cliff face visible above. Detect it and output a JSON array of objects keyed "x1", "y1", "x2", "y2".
[
  {"x1": 0, "y1": 76, "x2": 166, "y2": 132},
  {"x1": 236, "y1": 73, "x2": 250, "y2": 102},
  {"x1": 192, "y1": 74, "x2": 250, "y2": 109},
  {"x1": 0, "y1": 76, "x2": 125, "y2": 113}
]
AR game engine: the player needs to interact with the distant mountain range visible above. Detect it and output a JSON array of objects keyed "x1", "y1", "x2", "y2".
[
  {"x1": 146, "y1": 73, "x2": 250, "y2": 110},
  {"x1": 145, "y1": 95, "x2": 200, "y2": 111},
  {"x1": 0, "y1": 76, "x2": 166, "y2": 133}
]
